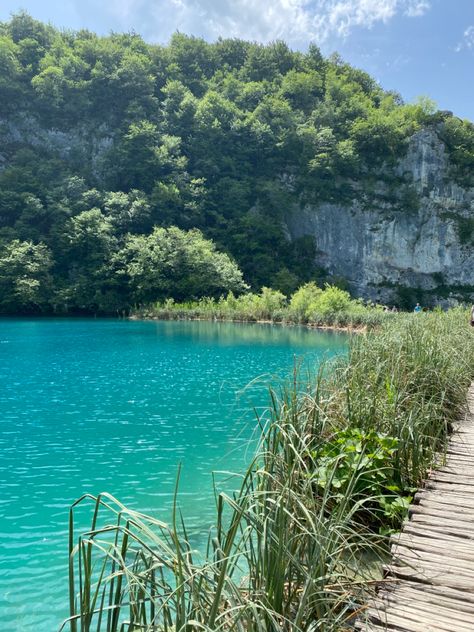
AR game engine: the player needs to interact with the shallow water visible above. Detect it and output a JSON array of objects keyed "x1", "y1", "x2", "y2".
[{"x1": 0, "y1": 318, "x2": 346, "y2": 631}]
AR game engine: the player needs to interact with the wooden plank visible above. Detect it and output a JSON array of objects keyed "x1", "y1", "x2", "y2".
[
  {"x1": 414, "y1": 490, "x2": 474, "y2": 503},
  {"x1": 387, "y1": 586, "x2": 474, "y2": 617},
  {"x1": 369, "y1": 595, "x2": 474, "y2": 631},
  {"x1": 428, "y1": 474, "x2": 474, "y2": 484},
  {"x1": 437, "y1": 459, "x2": 474, "y2": 467},
  {"x1": 410, "y1": 513, "x2": 474, "y2": 533},
  {"x1": 421, "y1": 486, "x2": 474, "y2": 497},
  {"x1": 410, "y1": 506, "x2": 474, "y2": 522},
  {"x1": 429, "y1": 474, "x2": 474, "y2": 486},
  {"x1": 417, "y1": 490, "x2": 474, "y2": 502},
  {"x1": 440, "y1": 461, "x2": 474, "y2": 470},
  {"x1": 385, "y1": 564, "x2": 474, "y2": 591},
  {"x1": 396, "y1": 579, "x2": 474, "y2": 605},
  {"x1": 418, "y1": 480, "x2": 474, "y2": 494},
  {"x1": 414, "y1": 491, "x2": 474, "y2": 510},
  {"x1": 391, "y1": 544, "x2": 474, "y2": 574},
  {"x1": 434, "y1": 454, "x2": 474, "y2": 462},
  {"x1": 382, "y1": 604, "x2": 473, "y2": 631},
  {"x1": 415, "y1": 498, "x2": 474, "y2": 515},
  {"x1": 429, "y1": 471, "x2": 474, "y2": 482},
  {"x1": 434, "y1": 458, "x2": 474, "y2": 467},
  {"x1": 396, "y1": 528, "x2": 474, "y2": 550},
  {"x1": 391, "y1": 558, "x2": 474, "y2": 585},
  {"x1": 403, "y1": 522, "x2": 474, "y2": 540},
  {"x1": 392, "y1": 531, "x2": 474, "y2": 566},
  {"x1": 436, "y1": 467, "x2": 474, "y2": 476},
  {"x1": 443, "y1": 450, "x2": 474, "y2": 458},
  {"x1": 354, "y1": 621, "x2": 394, "y2": 632},
  {"x1": 445, "y1": 449, "x2": 474, "y2": 458},
  {"x1": 447, "y1": 440, "x2": 474, "y2": 448},
  {"x1": 445, "y1": 449, "x2": 474, "y2": 456},
  {"x1": 409, "y1": 505, "x2": 474, "y2": 523},
  {"x1": 391, "y1": 533, "x2": 474, "y2": 560},
  {"x1": 426, "y1": 473, "x2": 474, "y2": 483},
  {"x1": 391, "y1": 552, "x2": 474, "y2": 579},
  {"x1": 388, "y1": 585, "x2": 474, "y2": 615},
  {"x1": 366, "y1": 605, "x2": 452, "y2": 631}
]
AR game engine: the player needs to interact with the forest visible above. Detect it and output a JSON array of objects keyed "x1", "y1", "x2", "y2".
[{"x1": 0, "y1": 11, "x2": 473, "y2": 314}]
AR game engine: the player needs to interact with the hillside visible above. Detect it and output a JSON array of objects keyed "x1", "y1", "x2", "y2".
[{"x1": 0, "y1": 12, "x2": 473, "y2": 313}]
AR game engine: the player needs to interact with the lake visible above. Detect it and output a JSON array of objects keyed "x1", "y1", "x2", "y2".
[{"x1": 0, "y1": 318, "x2": 346, "y2": 631}]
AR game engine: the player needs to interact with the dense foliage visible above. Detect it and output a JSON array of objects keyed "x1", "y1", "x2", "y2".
[
  {"x1": 1, "y1": 12, "x2": 473, "y2": 313},
  {"x1": 136, "y1": 282, "x2": 395, "y2": 329},
  {"x1": 65, "y1": 310, "x2": 474, "y2": 631}
]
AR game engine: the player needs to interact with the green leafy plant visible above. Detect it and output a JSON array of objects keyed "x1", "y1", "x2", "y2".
[{"x1": 311, "y1": 428, "x2": 413, "y2": 531}]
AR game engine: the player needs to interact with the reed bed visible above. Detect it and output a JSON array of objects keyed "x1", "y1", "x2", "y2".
[
  {"x1": 62, "y1": 309, "x2": 474, "y2": 631},
  {"x1": 133, "y1": 285, "x2": 394, "y2": 330}
]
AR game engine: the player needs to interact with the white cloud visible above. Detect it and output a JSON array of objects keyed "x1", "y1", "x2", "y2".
[
  {"x1": 312, "y1": 1, "x2": 431, "y2": 39},
  {"x1": 77, "y1": 0, "x2": 431, "y2": 47},
  {"x1": 404, "y1": 0, "x2": 430, "y2": 17},
  {"x1": 455, "y1": 25, "x2": 474, "y2": 52}
]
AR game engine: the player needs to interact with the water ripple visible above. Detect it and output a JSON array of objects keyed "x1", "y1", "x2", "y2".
[{"x1": 0, "y1": 318, "x2": 346, "y2": 631}]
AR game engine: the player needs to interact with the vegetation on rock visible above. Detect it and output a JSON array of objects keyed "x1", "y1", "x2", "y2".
[{"x1": 1, "y1": 12, "x2": 473, "y2": 313}]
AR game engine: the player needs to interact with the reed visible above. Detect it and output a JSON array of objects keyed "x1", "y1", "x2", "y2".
[
  {"x1": 133, "y1": 285, "x2": 393, "y2": 330},
  {"x1": 62, "y1": 309, "x2": 474, "y2": 631}
]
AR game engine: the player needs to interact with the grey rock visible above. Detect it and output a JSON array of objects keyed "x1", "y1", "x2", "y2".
[
  {"x1": 285, "y1": 128, "x2": 474, "y2": 305},
  {"x1": 0, "y1": 115, "x2": 113, "y2": 177}
]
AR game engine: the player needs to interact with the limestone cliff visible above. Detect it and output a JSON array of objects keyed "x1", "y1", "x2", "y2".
[
  {"x1": 0, "y1": 115, "x2": 113, "y2": 178},
  {"x1": 285, "y1": 128, "x2": 474, "y2": 306}
]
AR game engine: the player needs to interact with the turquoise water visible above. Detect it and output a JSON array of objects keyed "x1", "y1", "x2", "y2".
[{"x1": 0, "y1": 319, "x2": 346, "y2": 631}]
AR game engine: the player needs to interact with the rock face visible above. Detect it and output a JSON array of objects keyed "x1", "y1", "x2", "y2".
[
  {"x1": 0, "y1": 115, "x2": 113, "y2": 178},
  {"x1": 285, "y1": 128, "x2": 474, "y2": 305}
]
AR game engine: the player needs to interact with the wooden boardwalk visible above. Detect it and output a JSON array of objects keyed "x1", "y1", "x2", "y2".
[{"x1": 356, "y1": 384, "x2": 474, "y2": 631}]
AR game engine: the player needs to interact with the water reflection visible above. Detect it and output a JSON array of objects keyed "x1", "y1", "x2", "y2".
[{"x1": 151, "y1": 319, "x2": 347, "y2": 348}]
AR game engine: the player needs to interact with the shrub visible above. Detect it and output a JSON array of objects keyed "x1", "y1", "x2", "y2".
[
  {"x1": 308, "y1": 284, "x2": 352, "y2": 316},
  {"x1": 288, "y1": 281, "x2": 322, "y2": 321}
]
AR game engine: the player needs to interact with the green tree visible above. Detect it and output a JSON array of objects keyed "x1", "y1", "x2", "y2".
[
  {"x1": 115, "y1": 227, "x2": 247, "y2": 303},
  {"x1": 0, "y1": 36, "x2": 22, "y2": 112},
  {"x1": 0, "y1": 240, "x2": 53, "y2": 312},
  {"x1": 58, "y1": 209, "x2": 120, "y2": 312},
  {"x1": 168, "y1": 33, "x2": 216, "y2": 95},
  {"x1": 289, "y1": 282, "x2": 322, "y2": 320},
  {"x1": 103, "y1": 190, "x2": 151, "y2": 233},
  {"x1": 439, "y1": 116, "x2": 474, "y2": 187},
  {"x1": 280, "y1": 70, "x2": 324, "y2": 113},
  {"x1": 114, "y1": 122, "x2": 187, "y2": 192}
]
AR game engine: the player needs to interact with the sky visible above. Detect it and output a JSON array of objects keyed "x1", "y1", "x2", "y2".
[{"x1": 0, "y1": 0, "x2": 473, "y2": 120}]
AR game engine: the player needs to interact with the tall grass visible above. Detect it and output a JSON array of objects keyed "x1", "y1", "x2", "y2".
[
  {"x1": 62, "y1": 309, "x2": 474, "y2": 631},
  {"x1": 133, "y1": 285, "x2": 394, "y2": 330}
]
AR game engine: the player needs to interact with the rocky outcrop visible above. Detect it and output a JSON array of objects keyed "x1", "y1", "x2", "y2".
[
  {"x1": 285, "y1": 128, "x2": 474, "y2": 305},
  {"x1": 0, "y1": 115, "x2": 113, "y2": 178}
]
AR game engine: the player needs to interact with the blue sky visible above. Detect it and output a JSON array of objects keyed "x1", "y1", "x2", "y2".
[{"x1": 1, "y1": 0, "x2": 473, "y2": 120}]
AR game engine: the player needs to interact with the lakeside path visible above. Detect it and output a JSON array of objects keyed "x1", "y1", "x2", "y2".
[{"x1": 356, "y1": 383, "x2": 474, "y2": 631}]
